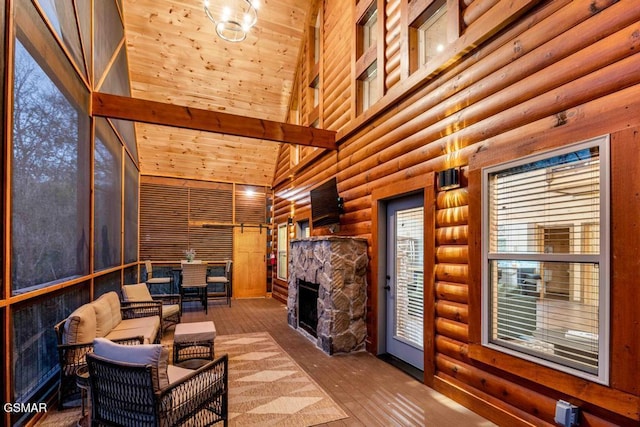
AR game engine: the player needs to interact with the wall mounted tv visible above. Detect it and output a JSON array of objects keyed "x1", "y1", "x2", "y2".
[{"x1": 310, "y1": 177, "x2": 344, "y2": 228}]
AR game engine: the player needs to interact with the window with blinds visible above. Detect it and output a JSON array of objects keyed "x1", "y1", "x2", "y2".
[
  {"x1": 395, "y1": 207, "x2": 424, "y2": 349},
  {"x1": 482, "y1": 135, "x2": 610, "y2": 384}
]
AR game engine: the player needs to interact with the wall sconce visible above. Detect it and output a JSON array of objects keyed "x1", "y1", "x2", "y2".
[
  {"x1": 287, "y1": 217, "x2": 294, "y2": 225},
  {"x1": 438, "y1": 167, "x2": 460, "y2": 191}
]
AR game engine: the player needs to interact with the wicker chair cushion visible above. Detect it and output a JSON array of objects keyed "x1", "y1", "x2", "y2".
[
  {"x1": 93, "y1": 337, "x2": 169, "y2": 391},
  {"x1": 167, "y1": 364, "x2": 193, "y2": 384},
  {"x1": 101, "y1": 291, "x2": 123, "y2": 325},
  {"x1": 92, "y1": 297, "x2": 113, "y2": 337},
  {"x1": 206, "y1": 276, "x2": 228, "y2": 283},
  {"x1": 63, "y1": 304, "x2": 97, "y2": 344},
  {"x1": 122, "y1": 283, "x2": 152, "y2": 302},
  {"x1": 163, "y1": 304, "x2": 180, "y2": 318}
]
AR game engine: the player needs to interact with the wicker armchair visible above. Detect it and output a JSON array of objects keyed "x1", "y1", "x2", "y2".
[
  {"x1": 54, "y1": 319, "x2": 143, "y2": 409},
  {"x1": 87, "y1": 348, "x2": 228, "y2": 426},
  {"x1": 122, "y1": 283, "x2": 181, "y2": 335},
  {"x1": 54, "y1": 296, "x2": 162, "y2": 408}
]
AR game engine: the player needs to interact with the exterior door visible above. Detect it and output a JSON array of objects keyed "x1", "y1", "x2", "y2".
[
  {"x1": 233, "y1": 226, "x2": 267, "y2": 298},
  {"x1": 385, "y1": 195, "x2": 424, "y2": 370}
]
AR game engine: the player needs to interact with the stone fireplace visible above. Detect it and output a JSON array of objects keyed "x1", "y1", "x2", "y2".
[{"x1": 287, "y1": 236, "x2": 368, "y2": 354}]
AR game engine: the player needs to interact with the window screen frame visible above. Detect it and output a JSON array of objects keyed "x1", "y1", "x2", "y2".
[{"x1": 481, "y1": 135, "x2": 611, "y2": 385}]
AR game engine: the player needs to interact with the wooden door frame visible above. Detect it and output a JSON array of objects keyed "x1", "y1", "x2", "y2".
[{"x1": 370, "y1": 172, "x2": 436, "y2": 385}]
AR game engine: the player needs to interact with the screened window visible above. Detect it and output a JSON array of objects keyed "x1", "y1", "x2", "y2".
[
  {"x1": 11, "y1": 38, "x2": 90, "y2": 294},
  {"x1": 124, "y1": 155, "x2": 139, "y2": 263},
  {"x1": 12, "y1": 285, "x2": 88, "y2": 405},
  {"x1": 277, "y1": 223, "x2": 288, "y2": 280},
  {"x1": 482, "y1": 136, "x2": 610, "y2": 384},
  {"x1": 94, "y1": 118, "x2": 122, "y2": 271}
]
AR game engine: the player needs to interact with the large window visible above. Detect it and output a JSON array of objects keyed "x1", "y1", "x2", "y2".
[
  {"x1": 94, "y1": 118, "x2": 122, "y2": 271},
  {"x1": 417, "y1": 0, "x2": 447, "y2": 67},
  {"x1": 355, "y1": 1, "x2": 378, "y2": 115},
  {"x1": 11, "y1": 38, "x2": 90, "y2": 294},
  {"x1": 482, "y1": 136, "x2": 609, "y2": 384}
]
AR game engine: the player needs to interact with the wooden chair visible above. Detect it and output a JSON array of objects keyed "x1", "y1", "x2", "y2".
[
  {"x1": 122, "y1": 283, "x2": 181, "y2": 335},
  {"x1": 87, "y1": 338, "x2": 228, "y2": 427},
  {"x1": 180, "y1": 263, "x2": 209, "y2": 314},
  {"x1": 206, "y1": 260, "x2": 232, "y2": 306}
]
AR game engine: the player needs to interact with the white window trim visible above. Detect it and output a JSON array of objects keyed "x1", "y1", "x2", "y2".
[{"x1": 480, "y1": 135, "x2": 611, "y2": 385}]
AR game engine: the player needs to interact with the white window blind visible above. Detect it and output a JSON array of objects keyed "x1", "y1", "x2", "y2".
[
  {"x1": 483, "y1": 136, "x2": 609, "y2": 383},
  {"x1": 395, "y1": 207, "x2": 424, "y2": 349}
]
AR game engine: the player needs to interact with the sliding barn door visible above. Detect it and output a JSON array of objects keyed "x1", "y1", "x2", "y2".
[{"x1": 233, "y1": 227, "x2": 267, "y2": 298}]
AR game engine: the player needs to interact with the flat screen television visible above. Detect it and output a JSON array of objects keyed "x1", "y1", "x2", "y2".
[{"x1": 310, "y1": 177, "x2": 344, "y2": 228}]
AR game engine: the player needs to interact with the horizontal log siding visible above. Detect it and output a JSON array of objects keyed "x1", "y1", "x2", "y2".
[
  {"x1": 384, "y1": 0, "x2": 401, "y2": 90},
  {"x1": 274, "y1": 0, "x2": 640, "y2": 424},
  {"x1": 462, "y1": 0, "x2": 500, "y2": 27},
  {"x1": 322, "y1": 0, "x2": 351, "y2": 131}
]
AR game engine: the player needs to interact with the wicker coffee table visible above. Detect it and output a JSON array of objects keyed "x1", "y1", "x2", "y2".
[{"x1": 173, "y1": 321, "x2": 216, "y2": 364}]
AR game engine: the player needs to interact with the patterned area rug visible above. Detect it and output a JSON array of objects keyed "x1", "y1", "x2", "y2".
[
  {"x1": 219, "y1": 332, "x2": 348, "y2": 426},
  {"x1": 38, "y1": 332, "x2": 348, "y2": 426}
]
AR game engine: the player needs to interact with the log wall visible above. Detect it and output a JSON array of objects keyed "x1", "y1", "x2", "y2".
[{"x1": 273, "y1": 0, "x2": 640, "y2": 425}]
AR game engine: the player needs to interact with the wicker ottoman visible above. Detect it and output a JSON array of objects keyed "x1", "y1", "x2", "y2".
[{"x1": 173, "y1": 321, "x2": 216, "y2": 364}]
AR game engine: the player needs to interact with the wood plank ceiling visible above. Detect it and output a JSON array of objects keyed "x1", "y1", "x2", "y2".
[{"x1": 121, "y1": 0, "x2": 310, "y2": 186}]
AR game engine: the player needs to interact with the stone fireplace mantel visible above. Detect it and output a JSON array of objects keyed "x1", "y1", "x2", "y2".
[{"x1": 287, "y1": 236, "x2": 368, "y2": 354}]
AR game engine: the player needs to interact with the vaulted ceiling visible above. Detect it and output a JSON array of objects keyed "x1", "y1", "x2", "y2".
[{"x1": 121, "y1": 0, "x2": 312, "y2": 186}]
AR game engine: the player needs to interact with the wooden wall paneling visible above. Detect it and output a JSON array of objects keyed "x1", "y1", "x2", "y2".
[
  {"x1": 189, "y1": 185, "x2": 233, "y2": 224},
  {"x1": 463, "y1": 103, "x2": 640, "y2": 424},
  {"x1": 322, "y1": 0, "x2": 352, "y2": 131},
  {"x1": 337, "y1": 0, "x2": 544, "y2": 141},
  {"x1": 273, "y1": 0, "x2": 640, "y2": 423},
  {"x1": 337, "y1": 0, "x2": 569, "y2": 162},
  {"x1": 462, "y1": 0, "x2": 499, "y2": 27},
  {"x1": 139, "y1": 183, "x2": 189, "y2": 261},
  {"x1": 610, "y1": 127, "x2": 640, "y2": 396},
  {"x1": 337, "y1": 0, "x2": 626, "y2": 190},
  {"x1": 384, "y1": 0, "x2": 401, "y2": 90},
  {"x1": 235, "y1": 185, "x2": 268, "y2": 225},
  {"x1": 336, "y1": 21, "x2": 640, "y2": 203}
]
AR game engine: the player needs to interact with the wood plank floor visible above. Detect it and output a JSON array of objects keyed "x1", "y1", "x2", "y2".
[{"x1": 181, "y1": 297, "x2": 496, "y2": 427}]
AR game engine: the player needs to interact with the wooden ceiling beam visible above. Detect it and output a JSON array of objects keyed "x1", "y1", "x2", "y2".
[{"x1": 92, "y1": 92, "x2": 337, "y2": 150}]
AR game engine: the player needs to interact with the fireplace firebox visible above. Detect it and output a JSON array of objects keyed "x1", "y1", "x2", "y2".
[{"x1": 298, "y1": 280, "x2": 320, "y2": 337}]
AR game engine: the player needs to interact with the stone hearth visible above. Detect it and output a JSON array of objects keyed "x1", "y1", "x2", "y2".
[{"x1": 287, "y1": 236, "x2": 368, "y2": 354}]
